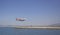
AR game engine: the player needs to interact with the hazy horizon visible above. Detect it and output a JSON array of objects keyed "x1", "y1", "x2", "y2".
[{"x1": 0, "y1": 0, "x2": 60, "y2": 26}]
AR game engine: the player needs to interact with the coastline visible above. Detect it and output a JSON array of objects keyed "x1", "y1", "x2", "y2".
[{"x1": 15, "y1": 26, "x2": 60, "y2": 30}]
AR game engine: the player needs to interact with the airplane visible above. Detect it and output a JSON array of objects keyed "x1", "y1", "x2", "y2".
[{"x1": 16, "y1": 18, "x2": 26, "y2": 21}]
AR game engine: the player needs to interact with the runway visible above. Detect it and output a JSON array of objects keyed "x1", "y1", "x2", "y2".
[{"x1": 16, "y1": 26, "x2": 60, "y2": 30}]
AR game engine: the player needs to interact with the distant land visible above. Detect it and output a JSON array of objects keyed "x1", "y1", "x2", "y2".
[
  {"x1": 0, "y1": 23, "x2": 60, "y2": 27},
  {"x1": 48, "y1": 23, "x2": 60, "y2": 27},
  {"x1": 0, "y1": 23, "x2": 60, "y2": 30}
]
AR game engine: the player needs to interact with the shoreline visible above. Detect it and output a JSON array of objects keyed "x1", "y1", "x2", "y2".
[
  {"x1": 16, "y1": 27, "x2": 60, "y2": 30},
  {"x1": 0, "y1": 26, "x2": 60, "y2": 30}
]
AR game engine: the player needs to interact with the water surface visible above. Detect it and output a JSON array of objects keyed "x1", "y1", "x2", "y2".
[{"x1": 0, "y1": 27, "x2": 60, "y2": 35}]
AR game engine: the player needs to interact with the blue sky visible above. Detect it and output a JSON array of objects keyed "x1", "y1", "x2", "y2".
[{"x1": 0, "y1": 0, "x2": 60, "y2": 26}]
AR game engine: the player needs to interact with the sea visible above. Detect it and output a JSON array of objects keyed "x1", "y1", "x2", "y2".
[{"x1": 0, "y1": 27, "x2": 60, "y2": 35}]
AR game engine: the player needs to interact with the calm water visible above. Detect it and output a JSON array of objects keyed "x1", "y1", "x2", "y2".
[{"x1": 0, "y1": 27, "x2": 60, "y2": 35}]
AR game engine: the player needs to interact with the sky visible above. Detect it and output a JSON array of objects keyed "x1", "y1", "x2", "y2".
[{"x1": 0, "y1": 0, "x2": 60, "y2": 26}]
